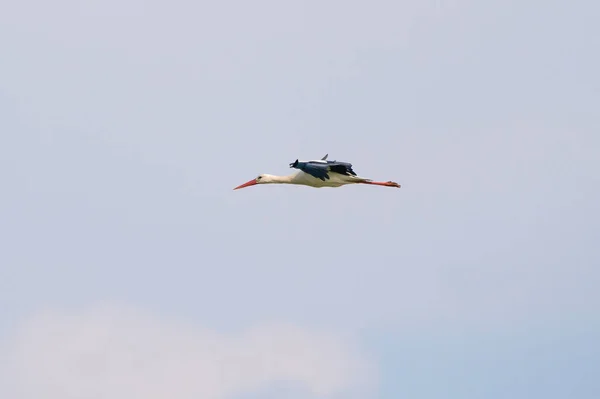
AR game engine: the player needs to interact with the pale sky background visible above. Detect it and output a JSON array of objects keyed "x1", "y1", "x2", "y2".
[{"x1": 1, "y1": 0, "x2": 599, "y2": 398}]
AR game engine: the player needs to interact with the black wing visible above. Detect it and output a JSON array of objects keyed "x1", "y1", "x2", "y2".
[
  {"x1": 289, "y1": 158, "x2": 357, "y2": 181},
  {"x1": 327, "y1": 161, "x2": 357, "y2": 176}
]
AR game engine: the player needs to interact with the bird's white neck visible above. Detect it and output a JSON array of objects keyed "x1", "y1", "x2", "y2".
[{"x1": 261, "y1": 174, "x2": 295, "y2": 184}]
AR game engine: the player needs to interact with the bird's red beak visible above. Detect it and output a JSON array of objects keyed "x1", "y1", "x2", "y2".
[{"x1": 233, "y1": 178, "x2": 258, "y2": 190}]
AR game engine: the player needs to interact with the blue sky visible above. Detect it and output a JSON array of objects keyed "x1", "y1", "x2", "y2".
[
  {"x1": 373, "y1": 323, "x2": 600, "y2": 398},
  {"x1": 1, "y1": 0, "x2": 599, "y2": 398}
]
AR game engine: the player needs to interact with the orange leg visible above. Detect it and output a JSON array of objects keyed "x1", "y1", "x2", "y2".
[{"x1": 361, "y1": 180, "x2": 401, "y2": 188}]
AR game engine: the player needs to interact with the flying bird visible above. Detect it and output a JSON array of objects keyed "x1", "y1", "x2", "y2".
[{"x1": 233, "y1": 154, "x2": 401, "y2": 190}]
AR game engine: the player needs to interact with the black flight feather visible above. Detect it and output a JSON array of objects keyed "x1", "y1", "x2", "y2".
[{"x1": 289, "y1": 157, "x2": 358, "y2": 181}]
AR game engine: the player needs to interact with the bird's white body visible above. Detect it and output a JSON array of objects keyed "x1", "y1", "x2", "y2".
[{"x1": 263, "y1": 171, "x2": 366, "y2": 188}]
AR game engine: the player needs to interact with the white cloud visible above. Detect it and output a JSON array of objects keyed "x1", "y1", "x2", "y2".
[{"x1": 0, "y1": 305, "x2": 376, "y2": 399}]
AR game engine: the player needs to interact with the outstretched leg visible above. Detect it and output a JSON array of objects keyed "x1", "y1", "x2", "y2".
[{"x1": 361, "y1": 180, "x2": 401, "y2": 188}]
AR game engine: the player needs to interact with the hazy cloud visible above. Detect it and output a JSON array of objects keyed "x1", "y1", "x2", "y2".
[{"x1": 1, "y1": 304, "x2": 375, "y2": 399}]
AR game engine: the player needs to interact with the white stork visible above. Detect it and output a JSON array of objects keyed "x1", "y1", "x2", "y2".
[{"x1": 233, "y1": 154, "x2": 401, "y2": 190}]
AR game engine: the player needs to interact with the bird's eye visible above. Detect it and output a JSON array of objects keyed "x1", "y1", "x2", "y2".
[{"x1": 256, "y1": 176, "x2": 262, "y2": 180}]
